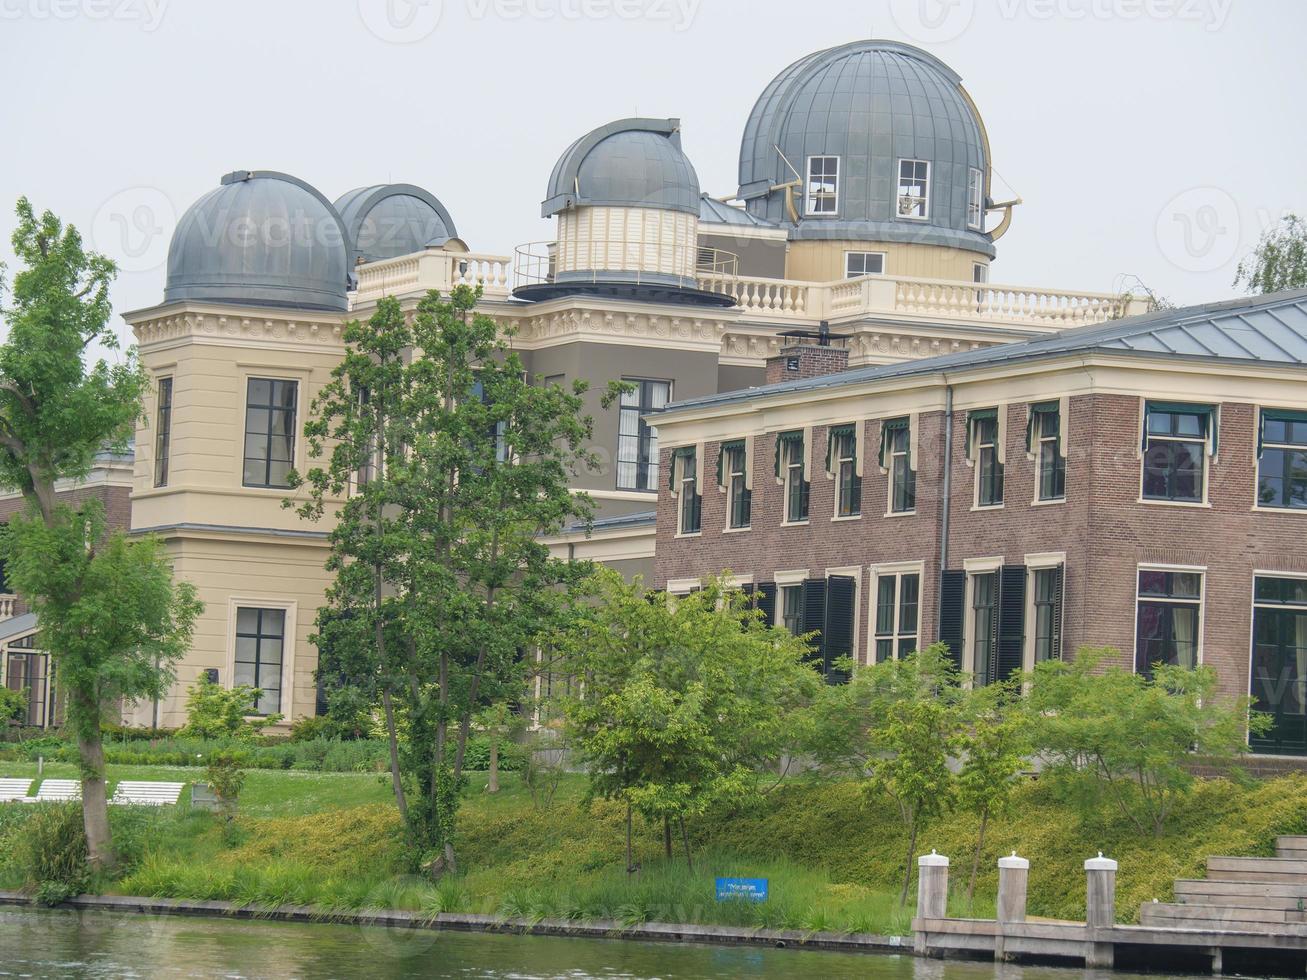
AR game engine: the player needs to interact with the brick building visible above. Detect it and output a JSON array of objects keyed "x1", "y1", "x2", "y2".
[{"x1": 653, "y1": 290, "x2": 1307, "y2": 756}]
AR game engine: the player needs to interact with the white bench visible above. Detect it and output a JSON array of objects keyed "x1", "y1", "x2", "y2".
[
  {"x1": 0, "y1": 778, "x2": 32, "y2": 802},
  {"x1": 27, "y1": 779, "x2": 80, "y2": 802},
  {"x1": 110, "y1": 781, "x2": 185, "y2": 806}
]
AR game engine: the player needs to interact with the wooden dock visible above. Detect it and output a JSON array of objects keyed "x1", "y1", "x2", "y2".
[{"x1": 911, "y1": 838, "x2": 1307, "y2": 975}]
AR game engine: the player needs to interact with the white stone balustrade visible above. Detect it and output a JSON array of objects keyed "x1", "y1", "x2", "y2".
[
  {"x1": 698, "y1": 271, "x2": 1149, "y2": 329},
  {"x1": 354, "y1": 249, "x2": 514, "y2": 304},
  {"x1": 0, "y1": 595, "x2": 15, "y2": 620}
]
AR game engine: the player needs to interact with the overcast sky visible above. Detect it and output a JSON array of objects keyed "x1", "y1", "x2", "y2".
[{"x1": 2, "y1": 0, "x2": 1304, "y2": 351}]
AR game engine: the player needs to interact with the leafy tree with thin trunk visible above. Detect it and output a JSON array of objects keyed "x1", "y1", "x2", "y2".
[
  {"x1": 956, "y1": 681, "x2": 1029, "y2": 907},
  {"x1": 1234, "y1": 213, "x2": 1307, "y2": 294},
  {"x1": 295, "y1": 285, "x2": 607, "y2": 874},
  {"x1": 561, "y1": 571, "x2": 821, "y2": 872},
  {"x1": 812, "y1": 643, "x2": 964, "y2": 907},
  {"x1": 0, "y1": 199, "x2": 202, "y2": 871},
  {"x1": 1027, "y1": 649, "x2": 1266, "y2": 837}
]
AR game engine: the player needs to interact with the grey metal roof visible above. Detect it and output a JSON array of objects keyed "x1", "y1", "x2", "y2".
[
  {"x1": 738, "y1": 40, "x2": 993, "y2": 256},
  {"x1": 0, "y1": 613, "x2": 38, "y2": 644},
  {"x1": 698, "y1": 193, "x2": 778, "y2": 228},
  {"x1": 664, "y1": 290, "x2": 1307, "y2": 414},
  {"x1": 334, "y1": 183, "x2": 458, "y2": 270},
  {"x1": 542, "y1": 118, "x2": 700, "y2": 218},
  {"x1": 562, "y1": 510, "x2": 656, "y2": 534},
  {"x1": 166, "y1": 171, "x2": 350, "y2": 312}
]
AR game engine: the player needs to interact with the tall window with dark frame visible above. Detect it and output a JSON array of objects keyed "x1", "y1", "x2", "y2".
[
  {"x1": 884, "y1": 421, "x2": 915, "y2": 513},
  {"x1": 782, "y1": 435, "x2": 809, "y2": 523},
  {"x1": 874, "y1": 571, "x2": 919, "y2": 663},
  {"x1": 153, "y1": 377, "x2": 173, "y2": 488},
  {"x1": 243, "y1": 379, "x2": 297, "y2": 489},
  {"x1": 234, "y1": 607, "x2": 285, "y2": 715},
  {"x1": 1031, "y1": 403, "x2": 1065, "y2": 501},
  {"x1": 897, "y1": 159, "x2": 930, "y2": 219},
  {"x1": 725, "y1": 443, "x2": 751, "y2": 529},
  {"x1": 1250, "y1": 576, "x2": 1307, "y2": 755},
  {"x1": 1135, "y1": 569, "x2": 1202, "y2": 674},
  {"x1": 805, "y1": 156, "x2": 839, "y2": 215},
  {"x1": 834, "y1": 428, "x2": 861, "y2": 517},
  {"x1": 781, "y1": 585, "x2": 803, "y2": 635},
  {"x1": 971, "y1": 572, "x2": 998, "y2": 685},
  {"x1": 616, "y1": 379, "x2": 669, "y2": 491},
  {"x1": 1031, "y1": 567, "x2": 1063, "y2": 662},
  {"x1": 677, "y1": 449, "x2": 701, "y2": 535},
  {"x1": 1142, "y1": 403, "x2": 1211, "y2": 503},
  {"x1": 1258, "y1": 410, "x2": 1307, "y2": 510},
  {"x1": 972, "y1": 413, "x2": 1004, "y2": 507}
]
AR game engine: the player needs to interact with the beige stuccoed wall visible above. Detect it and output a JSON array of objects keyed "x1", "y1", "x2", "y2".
[
  {"x1": 126, "y1": 302, "x2": 348, "y2": 729},
  {"x1": 784, "y1": 240, "x2": 990, "y2": 283}
]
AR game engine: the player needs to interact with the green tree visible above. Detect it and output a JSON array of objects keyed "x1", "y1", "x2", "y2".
[
  {"x1": 1234, "y1": 213, "x2": 1307, "y2": 294},
  {"x1": 1027, "y1": 649, "x2": 1266, "y2": 836},
  {"x1": 179, "y1": 676, "x2": 280, "y2": 739},
  {"x1": 0, "y1": 200, "x2": 201, "y2": 870},
  {"x1": 295, "y1": 285, "x2": 607, "y2": 874},
  {"x1": 561, "y1": 572, "x2": 821, "y2": 871},
  {"x1": 956, "y1": 682, "x2": 1030, "y2": 905},
  {"x1": 812, "y1": 643, "x2": 964, "y2": 906},
  {"x1": 0, "y1": 686, "x2": 25, "y2": 723}
]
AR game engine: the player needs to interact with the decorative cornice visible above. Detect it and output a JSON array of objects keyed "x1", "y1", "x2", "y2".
[
  {"x1": 505, "y1": 307, "x2": 729, "y2": 352},
  {"x1": 129, "y1": 304, "x2": 347, "y2": 352}
]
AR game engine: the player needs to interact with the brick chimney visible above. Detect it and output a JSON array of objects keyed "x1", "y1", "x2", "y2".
[{"x1": 766, "y1": 325, "x2": 851, "y2": 384}]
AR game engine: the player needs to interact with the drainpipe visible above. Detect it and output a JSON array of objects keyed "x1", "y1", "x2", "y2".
[{"x1": 939, "y1": 382, "x2": 954, "y2": 575}]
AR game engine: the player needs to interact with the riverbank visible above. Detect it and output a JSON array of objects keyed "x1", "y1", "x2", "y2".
[{"x1": 2, "y1": 760, "x2": 1306, "y2": 936}]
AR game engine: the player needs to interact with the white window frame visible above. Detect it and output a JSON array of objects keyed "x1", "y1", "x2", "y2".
[
  {"x1": 782, "y1": 436, "x2": 809, "y2": 526},
  {"x1": 805, "y1": 155, "x2": 840, "y2": 216},
  {"x1": 225, "y1": 596, "x2": 297, "y2": 720},
  {"x1": 896, "y1": 158, "x2": 930, "y2": 221},
  {"x1": 666, "y1": 578, "x2": 701, "y2": 596},
  {"x1": 844, "y1": 250, "x2": 886, "y2": 279},
  {"x1": 1247, "y1": 569, "x2": 1307, "y2": 750},
  {"x1": 1254, "y1": 406, "x2": 1307, "y2": 513},
  {"x1": 1133, "y1": 563, "x2": 1206, "y2": 675},
  {"x1": 676, "y1": 449, "x2": 701, "y2": 537},
  {"x1": 869, "y1": 561, "x2": 924, "y2": 664},
  {"x1": 832, "y1": 426, "x2": 862, "y2": 521},
  {"x1": 962, "y1": 557, "x2": 1004, "y2": 684},
  {"x1": 971, "y1": 411, "x2": 1005, "y2": 511},
  {"x1": 725, "y1": 442, "x2": 750, "y2": 531},
  {"x1": 1032, "y1": 403, "x2": 1067, "y2": 505},
  {"x1": 885, "y1": 420, "x2": 916, "y2": 517},
  {"x1": 616, "y1": 377, "x2": 671, "y2": 492},
  {"x1": 967, "y1": 168, "x2": 984, "y2": 230},
  {"x1": 1137, "y1": 398, "x2": 1214, "y2": 509},
  {"x1": 1022, "y1": 553, "x2": 1067, "y2": 676}
]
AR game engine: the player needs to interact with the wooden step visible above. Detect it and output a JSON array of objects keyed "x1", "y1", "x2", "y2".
[
  {"x1": 1278, "y1": 836, "x2": 1307, "y2": 860},
  {"x1": 1174, "y1": 879, "x2": 1307, "y2": 912},
  {"x1": 1142, "y1": 903, "x2": 1298, "y2": 926},
  {"x1": 1140, "y1": 904, "x2": 1307, "y2": 936},
  {"x1": 1208, "y1": 856, "x2": 1307, "y2": 883}
]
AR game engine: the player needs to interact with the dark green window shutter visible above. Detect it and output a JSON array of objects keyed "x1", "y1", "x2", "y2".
[
  {"x1": 756, "y1": 582, "x2": 777, "y2": 627},
  {"x1": 823, "y1": 575, "x2": 856, "y2": 685},
  {"x1": 801, "y1": 577, "x2": 827, "y2": 673},
  {"x1": 996, "y1": 565, "x2": 1027, "y2": 682},
  {"x1": 1049, "y1": 565, "x2": 1064, "y2": 661},
  {"x1": 938, "y1": 570, "x2": 966, "y2": 667}
]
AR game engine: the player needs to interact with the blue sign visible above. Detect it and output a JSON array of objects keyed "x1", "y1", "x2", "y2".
[{"x1": 715, "y1": 877, "x2": 769, "y2": 902}]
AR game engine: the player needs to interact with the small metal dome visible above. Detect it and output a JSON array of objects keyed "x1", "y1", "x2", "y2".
[
  {"x1": 334, "y1": 184, "x2": 458, "y2": 268},
  {"x1": 542, "y1": 118, "x2": 700, "y2": 217},
  {"x1": 165, "y1": 171, "x2": 349, "y2": 312},
  {"x1": 738, "y1": 40, "x2": 994, "y2": 256}
]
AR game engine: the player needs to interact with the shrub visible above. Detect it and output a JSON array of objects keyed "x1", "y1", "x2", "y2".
[
  {"x1": 11, "y1": 803, "x2": 88, "y2": 905},
  {"x1": 0, "y1": 687, "x2": 26, "y2": 724},
  {"x1": 179, "y1": 677, "x2": 281, "y2": 740}
]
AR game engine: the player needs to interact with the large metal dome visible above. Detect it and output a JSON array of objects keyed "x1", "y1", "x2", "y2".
[
  {"x1": 164, "y1": 171, "x2": 350, "y2": 312},
  {"x1": 738, "y1": 40, "x2": 994, "y2": 256},
  {"x1": 334, "y1": 183, "x2": 458, "y2": 268},
  {"x1": 542, "y1": 118, "x2": 700, "y2": 217}
]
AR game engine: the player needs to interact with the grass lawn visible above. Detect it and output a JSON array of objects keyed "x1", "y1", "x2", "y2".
[{"x1": 3, "y1": 760, "x2": 1307, "y2": 937}]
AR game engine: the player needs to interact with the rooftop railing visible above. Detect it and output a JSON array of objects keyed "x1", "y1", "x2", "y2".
[{"x1": 353, "y1": 249, "x2": 514, "y2": 304}]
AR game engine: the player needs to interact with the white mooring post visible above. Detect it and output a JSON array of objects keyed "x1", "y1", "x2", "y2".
[
  {"x1": 1084, "y1": 852, "x2": 1118, "y2": 969},
  {"x1": 914, "y1": 851, "x2": 949, "y2": 955},
  {"x1": 995, "y1": 852, "x2": 1030, "y2": 962}
]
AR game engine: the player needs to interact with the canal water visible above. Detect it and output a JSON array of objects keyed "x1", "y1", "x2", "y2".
[{"x1": 0, "y1": 908, "x2": 1194, "y2": 979}]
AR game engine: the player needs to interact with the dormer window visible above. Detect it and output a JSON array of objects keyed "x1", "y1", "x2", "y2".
[
  {"x1": 805, "y1": 156, "x2": 839, "y2": 216},
  {"x1": 897, "y1": 159, "x2": 930, "y2": 220},
  {"x1": 967, "y1": 168, "x2": 984, "y2": 230}
]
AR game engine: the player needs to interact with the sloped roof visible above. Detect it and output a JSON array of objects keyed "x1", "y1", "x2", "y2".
[
  {"x1": 698, "y1": 194, "x2": 778, "y2": 229},
  {"x1": 665, "y1": 289, "x2": 1307, "y2": 414}
]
